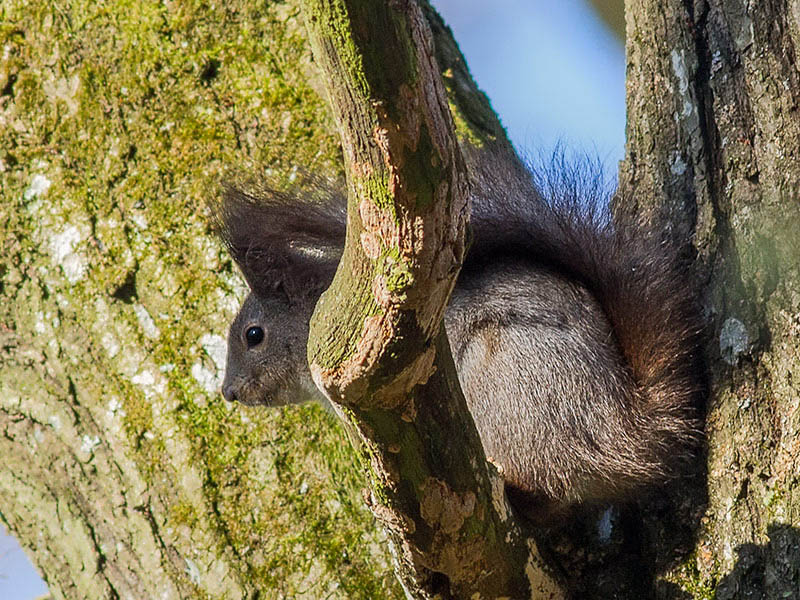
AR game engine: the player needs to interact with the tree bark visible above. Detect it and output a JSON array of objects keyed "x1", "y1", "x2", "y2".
[
  {"x1": 3, "y1": 0, "x2": 799, "y2": 598},
  {"x1": 619, "y1": 0, "x2": 800, "y2": 596},
  {"x1": 0, "y1": 0, "x2": 553, "y2": 598}
]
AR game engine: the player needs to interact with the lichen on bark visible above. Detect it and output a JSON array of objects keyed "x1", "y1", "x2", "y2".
[
  {"x1": 300, "y1": 3, "x2": 565, "y2": 598},
  {"x1": 0, "y1": 0, "x2": 532, "y2": 597}
]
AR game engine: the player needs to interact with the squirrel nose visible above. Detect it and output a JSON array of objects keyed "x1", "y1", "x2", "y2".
[{"x1": 221, "y1": 381, "x2": 237, "y2": 403}]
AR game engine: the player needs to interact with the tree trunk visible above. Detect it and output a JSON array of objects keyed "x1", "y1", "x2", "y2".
[
  {"x1": 300, "y1": 1, "x2": 560, "y2": 598},
  {"x1": 2, "y1": 0, "x2": 799, "y2": 598},
  {"x1": 619, "y1": 0, "x2": 800, "y2": 596}
]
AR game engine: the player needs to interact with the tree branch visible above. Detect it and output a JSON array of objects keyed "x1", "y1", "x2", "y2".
[{"x1": 303, "y1": 0, "x2": 563, "y2": 597}]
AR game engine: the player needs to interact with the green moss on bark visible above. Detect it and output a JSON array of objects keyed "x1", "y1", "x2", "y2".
[
  {"x1": 0, "y1": 0, "x2": 400, "y2": 597},
  {"x1": 1, "y1": 0, "x2": 515, "y2": 596}
]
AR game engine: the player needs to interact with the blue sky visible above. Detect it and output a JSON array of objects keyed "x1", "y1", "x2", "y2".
[
  {"x1": 0, "y1": 526, "x2": 47, "y2": 599},
  {"x1": 0, "y1": 3, "x2": 625, "y2": 599},
  {"x1": 433, "y1": 0, "x2": 625, "y2": 166}
]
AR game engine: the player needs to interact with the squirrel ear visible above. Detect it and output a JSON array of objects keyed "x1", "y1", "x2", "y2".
[{"x1": 211, "y1": 182, "x2": 346, "y2": 302}]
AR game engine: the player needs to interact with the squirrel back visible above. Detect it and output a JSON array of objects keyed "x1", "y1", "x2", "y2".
[{"x1": 212, "y1": 155, "x2": 704, "y2": 525}]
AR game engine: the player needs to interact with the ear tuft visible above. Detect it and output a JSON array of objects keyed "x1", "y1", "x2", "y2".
[{"x1": 210, "y1": 179, "x2": 346, "y2": 302}]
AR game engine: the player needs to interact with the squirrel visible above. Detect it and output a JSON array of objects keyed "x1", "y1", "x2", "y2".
[{"x1": 212, "y1": 149, "x2": 704, "y2": 525}]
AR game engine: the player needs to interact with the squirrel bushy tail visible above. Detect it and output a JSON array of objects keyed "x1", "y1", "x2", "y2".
[{"x1": 465, "y1": 151, "x2": 705, "y2": 483}]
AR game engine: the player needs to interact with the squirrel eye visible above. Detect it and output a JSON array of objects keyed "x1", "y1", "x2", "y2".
[{"x1": 245, "y1": 326, "x2": 265, "y2": 347}]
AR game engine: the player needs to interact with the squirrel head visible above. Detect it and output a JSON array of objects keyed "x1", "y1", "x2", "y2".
[
  {"x1": 221, "y1": 292, "x2": 321, "y2": 406},
  {"x1": 212, "y1": 181, "x2": 345, "y2": 407}
]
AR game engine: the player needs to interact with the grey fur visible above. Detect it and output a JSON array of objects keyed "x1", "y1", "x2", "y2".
[{"x1": 212, "y1": 157, "x2": 703, "y2": 525}]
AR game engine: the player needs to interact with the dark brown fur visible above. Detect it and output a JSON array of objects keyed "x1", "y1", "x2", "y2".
[{"x1": 211, "y1": 156, "x2": 704, "y2": 525}]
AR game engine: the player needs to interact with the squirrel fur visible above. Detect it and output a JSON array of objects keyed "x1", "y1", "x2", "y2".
[{"x1": 212, "y1": 151, "x2": 704, "y2": 525}]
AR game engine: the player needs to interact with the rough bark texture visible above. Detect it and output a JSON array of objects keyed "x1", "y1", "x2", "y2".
[
  {"x1": 302, "y1": 1, "x2": 561, "y2": 598},
  {"x1": 0, "y1": 2, "x2": 398, "y2": 598},
  {"x1": 4, "y1": 0, "x2": 798, "y2": 597},
  {"x1": 0, "y1": 0, "x2": 550, "y2": 598},
  {"x1": 620, "y1": 0, "x2": 800, "y2": 597},
  {"x1": 0, "y1": 0, "x2": 509, "y2": 597}
]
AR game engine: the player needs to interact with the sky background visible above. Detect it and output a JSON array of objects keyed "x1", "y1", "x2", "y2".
[
  {"x1": 434, "y1": 0, "x2": 626, "y2": 166},
  {"x1": 0, "y1": 2, "x2": 625, "y2": 598}
]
